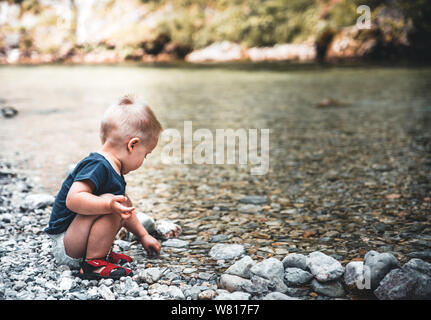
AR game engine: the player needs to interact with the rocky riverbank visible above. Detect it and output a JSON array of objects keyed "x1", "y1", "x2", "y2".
[
  {"x1": 1, "y1": 160, "x2": 430, "y2": 300},
  {"x1": 0, "y1": 0, "x2": 427, "y2": 65}
]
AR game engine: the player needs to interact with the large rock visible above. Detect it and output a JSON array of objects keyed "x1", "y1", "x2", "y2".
[
  {"x1": 209, "y1": 244, "x2": 245, "y2": 260},
  {"x1": 186, "y1": 41, "x2": 246, "y2": 63},
  {"x1": 219, "y1": 274, "x2": 252, "y2": 293},
  {"x1": 374, "y1": 258, "x2": 431, "y2": 300},
  {"x1": 247, "y1": 43, "x2": 316, "y2": 62},
  {"x1": 344, "y1": 261, "x2": 371, "y2": 291},
  {"x1": 311, "y1": 279, "x2": 345, "y2": 298},
  {"x1": 250, "y1": 258, "x2": 287, "y2": 293},
  {"x1": 325, "y1": 25, "x2": 380, "y2": 60},
  {"x1": 284, "y1": 268, "x2": 313, "y2": 287},
  {"x1": 373, "y1": 269, "x2": 416, "y2": 300},
  {"x1": 325, "y1": 7, "x2": 412, "y2": 61},
  {"x1": 282, "y1": 253, "x2": 308, "y2": 271},
  {"x1": 306, "y1": 251, "x2": 345, "y2": 282},
  {"x1": 225, "y1": 256, "x2": 256, "y2": 279},
  {"x1": 250, "y1": 258, "x2": 285, "y2": 281},
  {"x1": 364, "y1": 250, "x2": 400, "y2": 290}
]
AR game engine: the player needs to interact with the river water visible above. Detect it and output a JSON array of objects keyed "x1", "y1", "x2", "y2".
[{"x1": 1, "y1": 63, "x2": 430, "y2": 264}]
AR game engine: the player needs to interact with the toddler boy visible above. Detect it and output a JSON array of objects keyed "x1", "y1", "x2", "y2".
[{"x1": 45, "y1": 95, "x2": 162, "y2": 280}]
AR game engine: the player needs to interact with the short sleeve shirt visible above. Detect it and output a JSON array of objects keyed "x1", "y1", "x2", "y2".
[{"x1": 44, "y1": 152, "x2": 126, "y2": 235}]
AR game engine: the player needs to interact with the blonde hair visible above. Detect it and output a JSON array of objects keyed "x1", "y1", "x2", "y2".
[{"x1": 100, "y1": 94, "x2": 162, "y2": 145}]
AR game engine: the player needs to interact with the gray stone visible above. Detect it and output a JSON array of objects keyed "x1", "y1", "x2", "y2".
[
  {"x1": 238, "y1": 204, "x2": 263, "y2": 214},
  {"x1": 311, "y1": 279, "x2": 345, "y2": 298},
  {"x1": 162, "y1": 238, "x2": 189, "y2": 248},
  {"x1": 198, "y1": 289, "x2": 216, "y2": 300},
  {"x1": 344, "y1": 261, "x2": 370, "y2": 290},
  {"x1": 209, "y1": 244, "x2": 245, "y2": 260},
  {"x1": 209, "y1": 234, "x2": 230, "y2": 243},
  {"x1": 374, "y1": 269, "x2": 416, "y2": 300},
  {"x1": 250, "y1": 257, "x2": 284, "y2": 281},
  {"x1": 239, "y1": 195, "x2": 268, "y2": 205},
  {"x1": 135, "y1": 212, "x2": 156, "y2": 234},
  {"x1": 405, "y1": 251, "x2": 431, "y2": 263},
  {"x1": 306, "y1": 251, "x2": 345, "y2": 282},
  {"x1": 364, "y1": 250, "x2": 400, "y2": 290},
  {"x1": 374, "y1": 258, "x2": 431, "y2": 299},
  {"x1": 284, "y1": 267, "x2": 313, "y2": 287},
  {"x1": 184, "y1": 285, "x2": 203, "y2": 300},
  {"x1": 114, "y1": 239, "x2": 132, "y2": 250},
  {"x1": 167, "y1": 286, "x2": 185, "y2": 300},
  {"x1": 263, "y1": 292, "x2": 299, "y2": 300},
  {"x1": 214, "y1": 290, "x2": 251, "y2": 300},
  {"x1": 98, "y1": 285, "x2": 115, "y2": 300},
  {"x1": 22, "y1": 194, "x2": 55, "y2": 210},
  {"x1": 139, "y1": 267, "x2": 164, "y2": 284},
  {"x1": 225, "y1": 255, "x2": 256, "y2": 279},
  {"x1": 219, "y1": 274, "x2": 252, "y2": 293},
  {"x1": 58, "y1": 276, "x2": 75, "y2": 291},
  {"x1": 197, "y1": 272, "x2": 215, "y2": 281},
  {"x1": 282, "y1": 253, "x2": 308, "y2": 270}
]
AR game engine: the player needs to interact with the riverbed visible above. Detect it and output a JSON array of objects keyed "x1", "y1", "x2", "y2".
[{"x1": 1, "y1": 63, "x2": 430, "y2": 267}]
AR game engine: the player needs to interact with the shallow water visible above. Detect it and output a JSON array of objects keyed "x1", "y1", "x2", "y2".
[{"x1": 1, "y1": 63, "x2": 430, "y2": 263}]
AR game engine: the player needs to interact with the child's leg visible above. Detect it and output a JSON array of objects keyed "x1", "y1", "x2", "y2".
[
  {"x1": 63, "y1": 213, "x2": 100, "y2": 259},
  {"x1": 63, "y1": 193, "x2": 122, "y2": 260},
  {"x1": 84, "y1": 212, "x2": 122, "y2": 259}
]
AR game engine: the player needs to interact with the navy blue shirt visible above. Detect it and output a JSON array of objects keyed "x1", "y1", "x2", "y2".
[{"x1": 45, "y1": 152, "x2": 126, "y2": 235}]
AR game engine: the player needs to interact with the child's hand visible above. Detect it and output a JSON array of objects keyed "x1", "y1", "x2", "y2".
[
  {"x1": 140, "y1": 234, "x2": 161, "y2": 258},
  {"x1": 108, "y1": 195, "x2": 135, "y2": 220}
]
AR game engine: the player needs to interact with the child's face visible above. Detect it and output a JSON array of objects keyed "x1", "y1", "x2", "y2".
[{"x1": 123, "y1": 137, "x2": 158, "y2": 174}]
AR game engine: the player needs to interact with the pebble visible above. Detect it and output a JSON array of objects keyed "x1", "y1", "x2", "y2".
[
  {"x1": 162, "y1": 238, "x2": 189, "y2": 248},
  {"x1": 263, "y1": 292, "x2": 299, "y2": 300},
  {"x1": 214, "y1": 290, "x2": 251, "y2": 300},
  {"x1": 239, "y1": 195, "x2": 268, "y2": 205},
  {"x1": 209, "y1": 243, "x2": 245, "y2": 260},
  {"x1": 1, "y1": 161, "x2": 429, "y2": 301}
]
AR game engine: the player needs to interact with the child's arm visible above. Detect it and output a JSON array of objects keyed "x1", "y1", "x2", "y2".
[
  {"x1": 123, "y1": 193, "x2": 161, "y2": 256},
  {"x1": 66, "y1": 180, "x2": 135, "y2": 218}
]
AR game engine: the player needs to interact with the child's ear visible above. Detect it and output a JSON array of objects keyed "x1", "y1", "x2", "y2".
[{"x1": 128, "y1": 137, "x2": 140, "y2": 152}]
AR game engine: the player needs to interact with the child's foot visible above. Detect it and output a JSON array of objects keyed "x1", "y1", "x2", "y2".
[
  {"x1": 79, "y1": 259, "x2": 133, "y2": 280},
  {"x1": 107, "y1": 251, "x2": 132, "y2": 265}
]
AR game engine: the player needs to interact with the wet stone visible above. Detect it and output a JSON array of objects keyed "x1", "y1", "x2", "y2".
[{"x1": 209, "y1": 244, "x2": 245, "y2": 260}]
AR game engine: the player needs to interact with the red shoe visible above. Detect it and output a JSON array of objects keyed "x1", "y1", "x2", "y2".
[
  {"x1": 79, "y1": 259, "x2": 133, "y2": 280},
  {"x1": 107, "y1": 251, "x2": 133, "y2": 265}
]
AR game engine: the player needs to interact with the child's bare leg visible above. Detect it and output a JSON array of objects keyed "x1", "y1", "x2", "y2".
[
  {"x1": 63, "y1": 214, "x2": 100, "y2": 259},
  {"x1": 85, "y1": 212, "x2": 122, "y2": 259},
  {"x1": 63, "y1": 193, "x2": 121, "y2": 260}
]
